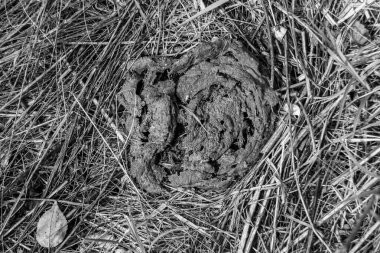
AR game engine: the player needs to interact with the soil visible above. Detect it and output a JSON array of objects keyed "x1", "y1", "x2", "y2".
[{"x1": 117, "y1": 39, "x2": 279, "y2": 193}]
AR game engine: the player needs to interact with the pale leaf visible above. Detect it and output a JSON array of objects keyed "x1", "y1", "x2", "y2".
[
  {"x1": 351, "y1": 21, "x2": 369, "y2": 45},
  {"x1": 36, "y1": 202, "x2": 67, "y2": 248},
  {"x1": 272, "y1": 26, "x2": 287, "y2": 41},
  {"x1": 283, "y1": 103, "x2": 301, "y2": 117}
]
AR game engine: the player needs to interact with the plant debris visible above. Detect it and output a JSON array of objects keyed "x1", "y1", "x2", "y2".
[
  {"x1": 350, "y1": 20, "x2": 369, "y2": 45},
  {"x1": 2, "y1": 1, "x2": 380, "y2": 252},
  {"x1": 118, "y1": 40, "x2": 278, "y2": 193},
  {"x1": 36, "y1": 202, "x2": 67, "y2": 248}
]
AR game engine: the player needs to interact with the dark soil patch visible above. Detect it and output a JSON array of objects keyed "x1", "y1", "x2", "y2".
[{"x1": 118, "y1": 39, "x2": 278, "y2": 193}]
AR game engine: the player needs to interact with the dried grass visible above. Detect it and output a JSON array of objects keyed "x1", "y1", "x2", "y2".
[{"x1": 1, "y1": 0, "x2": 380, "y2": 252}]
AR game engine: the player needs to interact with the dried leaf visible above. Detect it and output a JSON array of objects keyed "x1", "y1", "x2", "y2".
[
  {"x1": 284, "y1": 103, "x2": 300, "y2": 117},
  {"x1": 36, "y1": 202, "x2": 67, "y2": 248},
  {"x1": 272, "y1": 26, "x2": 287, "y2": 41},
  {"x1": 351, "y1": 21, "x2": 369, "y2": 45}
]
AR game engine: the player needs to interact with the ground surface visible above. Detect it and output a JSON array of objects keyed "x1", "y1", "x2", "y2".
[{"x1": 1, "y1": 0, "x2": 380, "y2": 252}]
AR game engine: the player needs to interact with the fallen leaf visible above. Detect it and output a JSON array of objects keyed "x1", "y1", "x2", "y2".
[
  {"x1": 351, "y1": 21, "x2": 369, "y2": 45},
  {"x1": 272, "y1": 26, "x2": 287, "y2": 41},
  {"x1": 36, "y1": 202, "x2": 67, "y2": 248},
  {"x1": 283, "y1": 103, "x2": 301, "y2": 117}
]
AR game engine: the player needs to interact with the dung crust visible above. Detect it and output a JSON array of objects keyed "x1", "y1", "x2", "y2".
[{"x1": 118, "y1": 40, "x2": 278, "y2": 193}]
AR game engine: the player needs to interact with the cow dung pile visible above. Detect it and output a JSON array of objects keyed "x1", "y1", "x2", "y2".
[{"x1": 117, "y1": 40, "x2": 279, "y2": 193}]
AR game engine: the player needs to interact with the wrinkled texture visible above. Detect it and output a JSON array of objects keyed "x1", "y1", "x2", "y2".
[{"x1": 118, "y1": 40, "x2": 278, "y2": 193}]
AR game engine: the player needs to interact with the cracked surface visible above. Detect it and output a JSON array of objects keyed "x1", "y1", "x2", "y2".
[{"x1": 118, "y1": 40, "x2": 278, "y2": 193}]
